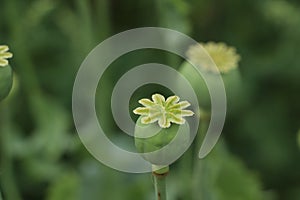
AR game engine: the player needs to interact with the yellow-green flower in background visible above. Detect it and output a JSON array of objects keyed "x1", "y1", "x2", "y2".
[
  {"x1": 133, "y1": 94, "x2": 194, "y2": 128},
  {"x1": 187, "y1": 42, "x2": 241, "y2": 73},
  {"x1": 0, "y1": 45, "x2": 13, "y2": 67}
]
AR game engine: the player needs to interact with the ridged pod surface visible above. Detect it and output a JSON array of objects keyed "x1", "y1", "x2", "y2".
[{"x1": 0, "y1": 65, "x2": 13, "y2": 101}]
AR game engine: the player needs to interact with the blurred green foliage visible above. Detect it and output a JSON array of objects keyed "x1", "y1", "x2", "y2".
[{"x1": 0, "y1": 0, "x2": 299, "y2": 200}]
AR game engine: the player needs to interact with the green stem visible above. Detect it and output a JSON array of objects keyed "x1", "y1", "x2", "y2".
[
  {"x1": 0, "y1": 105, "x2": 23, "y2": 200},
  {"x1": 6, "y1": 0, "x2": 41, "y2": 97},
  {"x1": 192, "y1": 110, "x2": 210, "y2": 200},
  {"x1": 75, "y1": 0, "x2": 94, "y2": 53},
  {"x1": 152, "y1": 165, "x2": 169, "y2": 200},
  {"x1": 153, "y1": 172, "x2": 167, "y2": 200}
]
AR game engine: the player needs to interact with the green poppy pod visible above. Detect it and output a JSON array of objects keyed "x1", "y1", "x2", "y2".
[
  {"x1": 0, "y1": 65, "x2": 13, "y2": 101},
  {"x1": 134, "y1": 116, "x2": 190, "y2": 165},
  {"x1": 178, "y1": 61, "x2": 244, "y2": 113}
]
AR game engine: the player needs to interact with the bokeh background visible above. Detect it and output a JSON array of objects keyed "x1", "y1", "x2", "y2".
[{"x1": 0, "y1": 0, "x2": 300, "y2": 199}]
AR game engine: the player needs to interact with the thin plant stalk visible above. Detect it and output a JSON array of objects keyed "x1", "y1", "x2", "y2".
[
  {"x1": 152, "y1": 165, "x2": 169, "y2": 200},
  {"x1": 153, "y1": 174, "x2": 167, "y2": 200},
  {"x1": 153, "y1": 172, "x2": 167, "y2": 200},
  {"x1": 0, "y1": 105, "x2": 22, "y2": 200},
  {"x1": 192, "y1": 111, "x2": 210, "y2": 200}
]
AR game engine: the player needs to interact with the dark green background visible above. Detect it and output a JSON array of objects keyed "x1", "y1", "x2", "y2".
[{"x1": 0, "y1": 0, "x2": 299, "y2": 199}]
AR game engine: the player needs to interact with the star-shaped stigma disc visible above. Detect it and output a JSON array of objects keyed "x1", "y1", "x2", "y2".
[{"x1": 133, "y1": 94, "x2": 194, "y2": 128}]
